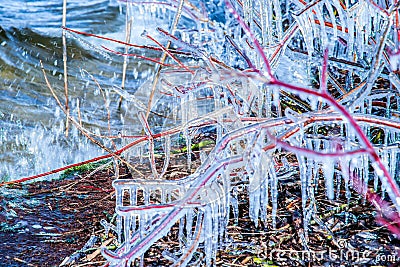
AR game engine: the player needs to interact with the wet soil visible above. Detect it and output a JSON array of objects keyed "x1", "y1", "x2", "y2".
[{"x1": 0, "y1": 166, "x2": 118, "y2": 267}]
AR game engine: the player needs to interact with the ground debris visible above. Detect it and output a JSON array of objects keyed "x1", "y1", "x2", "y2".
[
  {"x1": 0, "y1": 166, "x2": 117, "y2": 267},
  {"x1": 1, "y1": 163, "x2": 400, "y2": 266}
]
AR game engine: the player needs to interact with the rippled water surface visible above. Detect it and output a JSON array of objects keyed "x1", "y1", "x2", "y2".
[{"x1": 0, "y1": 0, "x2": 157, "y2": 180}]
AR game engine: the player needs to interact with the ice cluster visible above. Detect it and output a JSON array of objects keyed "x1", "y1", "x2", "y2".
[{"x1": 98, "y1": 0, "x2": 400, "y2": 265}]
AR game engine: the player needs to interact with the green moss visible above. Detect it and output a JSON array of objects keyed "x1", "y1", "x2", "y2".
[
  {"x1": 253, "y1": 257, "x2": 278, "y2": 266},
  {"x1": 60, "y1": 160, "x2": 109, "y2": 179},
  {"x1": 370, "y1": 127, "x2": 384, "y2": 144},
  {"x1": 173, "y1": 139, "x2": 215, "y2": 154}
]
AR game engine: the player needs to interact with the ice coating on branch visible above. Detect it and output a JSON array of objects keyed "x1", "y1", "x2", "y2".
[{"x1": 93, "y1": 0, "x2": 400, "y2": 265}]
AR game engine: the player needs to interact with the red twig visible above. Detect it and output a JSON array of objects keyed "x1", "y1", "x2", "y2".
[
  {"x1": 225, "y1": 35, "x2": 255, "y2": 69},
  {"x1": 65, "y1": 26, "x2": 191, "y2": 57},
  {"x1": 101, "y1": 45, "x2": 176, "y2": 67},
  {"x1": 63, "y1": 27, "x2": 160, "y2": 50},
  {"x1": 320, "y1": 48, "x2": 329, "y2": 94},
  {"x1": 144, "y1": 33, "x2": 195, "y2": 74}
]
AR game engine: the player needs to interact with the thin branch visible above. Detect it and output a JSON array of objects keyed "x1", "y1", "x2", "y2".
[
  {"x1": 145, "y1": 0, "x2": 185, "y2": 119},
  {"x1": 119, "y1": 1, "x2": 133, "y2": 110},
  {"x1": 102, "y1": 46, "x2": 177, "y2": 67},
  {"x1": 62, "y1": 0, "x2": 69, "y2": 137},
  {"x1": 145, "y1": 33, "x2": 194, "y2": 74},
  {"x1": 320, "y1": 48, "x2": 329, "y2": 94}
]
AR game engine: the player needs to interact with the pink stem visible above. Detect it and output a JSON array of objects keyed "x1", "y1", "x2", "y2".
[{"x1": 101, "y1": 45, "x2": 177, "y2": 67}]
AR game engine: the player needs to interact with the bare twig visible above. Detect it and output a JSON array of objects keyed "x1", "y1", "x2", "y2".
[
  {"x1": 145, "y1": 0, "x2": 185, "y2": 119},
  {"x1": 62, "y1": 0, "x2": 69, "y2": 137},
  {"x1": 118, "y1": 1, "x2": 133, "y2": 110}
]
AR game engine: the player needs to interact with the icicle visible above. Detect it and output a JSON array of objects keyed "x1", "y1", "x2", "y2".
[
  {"x1": 295, "y1": 12, "x2": 314, "y2": 56},
  {"x1": 386, "y1": 95, "x2": 392, "y2": 118},
  {"x1": 297, "y1": 153, "x2": 317, "y2": 237},
  {"x1": 203, "y1": 206, "x2": 213, "y2": 267},
  {"x1": 172, "y1": 97, "x2": 179, "y2": 124},
  {"x1": 185, "y1": 128, "x2": 192, "y2": 171},
  {"x1": 260, "y1": 160, "x2": 270, "y2": 224},
  {"x1": 260, "y1": 0, "x2": 273, "y2": 46},
  {"x1": 324, "y1": 1, "x2": 338, "y2": 42},
  {"x1": 248, "y1": 155, "x2": 262, "y2": 226},
  {"x1": 346, "y1": 10, "x2": 355, "y2": 60},
  {"x1": 355, "y1": 5, "x2": 366, "y2": 58},
  {"x1": 115, "y1": 186, "x2": 124, "y2": 244},
  {"x1": 374, "y1": 163, "x2": 380, "y2": 192},
  {"x1": 315, "y1": 4, "x2": 328, "y2": 48},
  {"x1": 116, "y1": 216, "x2": 123, "y2": 244},
  {"x1": 211, "y1": 193, "x2": 220, "y2": 254},
  {"x1": 336, "y1": 166, "x2": 342, "y2": 199},
  {"x1": 362, "y1": 154, "x2": 369, "y2": 197},
  {"x1": 305, "y1": 169, "x2": 316, "y2": 240},
  {"x1": 113, "y1": 157, "x2": 120, "y2": 179},
  {"x1": 243, "y1": 0, "x2": 253, "y2": 27},
  {"x1": 298, "y1": 155, "x2": 308, "y2": 209},
  {"x1": 273, "y1": 87, "x2": 280, "y2": 116},
  {"x1": 149, "y1": 138, "x2": 159, "y2": 179},
  {"x1": 214, "y1": 87, "x2": 224, "y2": 142},
  {"x1": 179, "y1": 215, "x2": 185, "y2": 248},
  {"x1": 144, "y1": 188, "x2": 150, "y2": 205},
  {"x1": 246, "y1": 132, "x2": 265, "y2": 227},
  {"x1": 314, "y1": 138, "x2": 321, "y2": 152},
  {"x1": 322, "y1": 158, "x2": 335, "y2": 200},
  {"x1": 188, "y1": 91, "x2": 198, "y2": 122},
  {"x1": 332, "y1": 0, "x2": 347, "y2": 34},
  {"x1": 124, "y1": 215, "x2": 131, "y2": 251},
  {"x1": 231, "y1": 187, "x2": 239, "y2": 224},
  {"x1": 181, "y1": 94, "x2": 189, "y2": 127},
  {"x1": 221, "y1": 171, "x2": 231, "y2": 236},
  {"x1": 159, "y1": 135, "x2": 171, "y2": 179},
  {"x1": 265, "y1": 86, "x2": 272, "y2": 117},
  {"x1": 390, "y1": 149, "x2": 397, "y2": 178},
  {"x1": 364, "y1": 7, "x2": 372, "y2": 59},
  {"x1": 270, "y1": 161, "x2": 278, "y2": 228},
  {"x1": 273, "y1": 0, "x2": 283, "y2": 40},
  {"x1": 186, "y1": 209, "x2": 194, "y2": 243}
]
